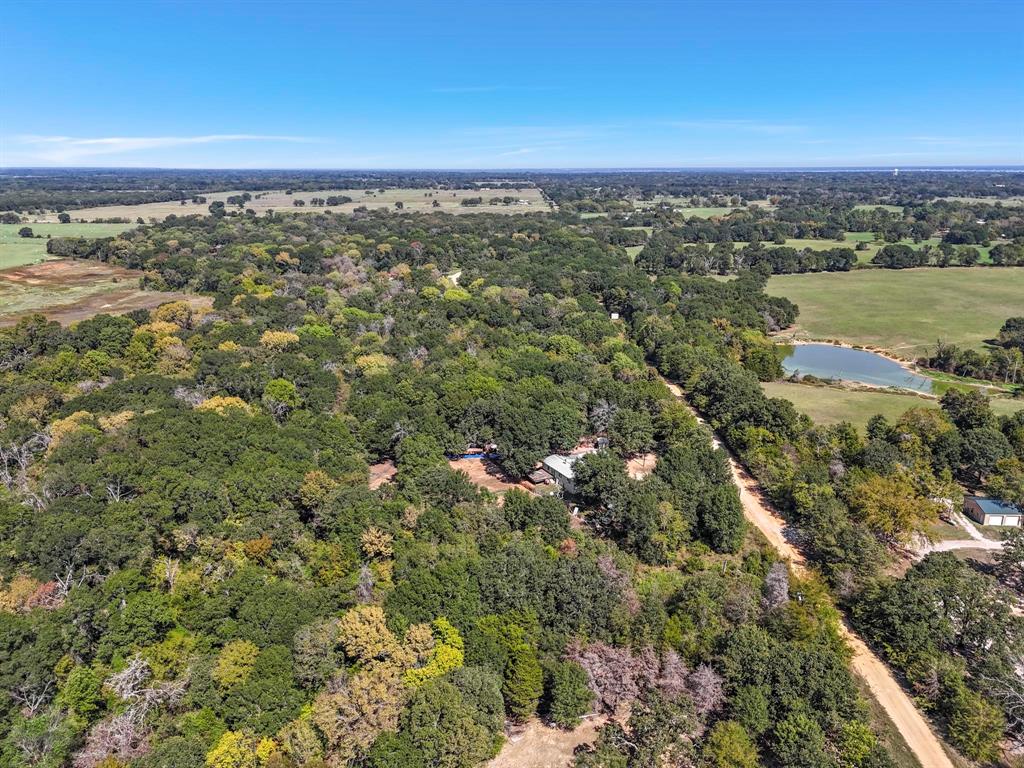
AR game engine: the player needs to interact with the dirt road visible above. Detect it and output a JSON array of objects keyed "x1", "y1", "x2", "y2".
[{"x1": 665, "y1": 381, "x2": 954, "y2": 768}]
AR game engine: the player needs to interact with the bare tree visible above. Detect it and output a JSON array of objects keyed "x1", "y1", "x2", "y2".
[
  {"x1": 356, "y1": 563, "x2": 375, "y2": 604},
  {"x1": 589, "y1": 400, "x2": 618, "y2": 433},
  {"x1": 687, "y1": 664, "x2": 725, "y2": 716},
  {"x1": 566, "y1": 640, "x2": 658, "y2": 714},
  {"x1": 0, "y1": 432, "x2": 48, "y2": 493},
  {"x1": 762, "y1": 561, "x2": 790, "y2": 611},
  {"x1": 76, "y1": 657, "x2": 189, "y2": 767},
  {"x1": 11, "y1": 680, "x2": 53, "y2": 717}
]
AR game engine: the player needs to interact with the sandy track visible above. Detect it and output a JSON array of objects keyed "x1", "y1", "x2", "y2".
[{"x1": 665, "y1": 380, "x2": 954, "y2": 768}]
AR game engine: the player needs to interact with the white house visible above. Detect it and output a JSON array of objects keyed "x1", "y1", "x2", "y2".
[{"x1": 541, "y1": 454, "x2": 584, "y2": 494}]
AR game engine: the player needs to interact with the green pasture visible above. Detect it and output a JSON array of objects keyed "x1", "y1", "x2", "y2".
[
  {"x1": 762, "y1": 380, "x2": 1024, "y2": 430},
  {"x1": 767, "y1": 267, "x2": 1024, "y2": 358},
  {"x1": 0, "y1": 223, "x2": 132, "y2": 270}
]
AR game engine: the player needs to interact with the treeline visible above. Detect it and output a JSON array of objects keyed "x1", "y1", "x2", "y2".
[
  {"x1": 542, "y1": 169, "x2": 1024, "y2": 206},
  {"x1": 922, "y1": 317, "x2": 1024, "y2": 385},
  {"x1": 637, "y1": 236, "x2": 857, "y2": 275},
  {"x1": 872, "y1": 241, "x2": 1024, "y2": 268}
]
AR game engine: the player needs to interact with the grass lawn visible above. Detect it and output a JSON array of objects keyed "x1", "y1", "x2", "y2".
[
  {"x1": 762, "y1": 381, "x2": 1024, "y2": 429},
  {"x1": 0, "y1": 223, "x2": 132, "y2": 270},
  {"x1": 624, "y1": 245, "x2": 644, "y2": 262},
  {"x1": 766, "y1": 267, "x2": 1024, "y2": 358},
  {"x1": 633, "y1": 199, "x2": 739, "y2": 218},
  {"x1": 853, "y1": 204, "x2": 905, "y2": 213}
]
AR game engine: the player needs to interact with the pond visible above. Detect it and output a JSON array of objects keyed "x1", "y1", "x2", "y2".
[{"x1": 780, "y1": 343, "x2": 934, "y2": 392}]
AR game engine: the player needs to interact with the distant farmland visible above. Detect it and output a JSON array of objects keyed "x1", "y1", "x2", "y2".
[
  {"x1": 27, "y1": 187, "x2": 551, "y2": 223},
  {"x1": 0, "y1": 222, "x2": 132, "y2": 269}
]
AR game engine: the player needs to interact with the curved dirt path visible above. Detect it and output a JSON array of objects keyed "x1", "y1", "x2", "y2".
[{"x1": 664, "y1": 381, "x2": 955, "y2": 768}]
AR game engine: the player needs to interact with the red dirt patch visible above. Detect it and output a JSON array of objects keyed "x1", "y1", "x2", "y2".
[
  {"x1": 626, "y1": 452, "x2": 657, "y2": 479},
  {"x1": 448, "y1": 457, "x2": 535, "y2": 495},
  {"x1": 0, "y1": 258, "x2": 210, "y2": 326},
  {"x1": 488, "y1": 716, "x2": 608, "y2": 768},
  {"x1": 368, "y1": 460, "x2": 397, "y2": 490}
]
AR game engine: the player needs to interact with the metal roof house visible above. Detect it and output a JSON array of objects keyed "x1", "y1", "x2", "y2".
[
  {"x1": 964, "y1": 496, "x2": 1021, "y2": 527},
  {"x1": 541, "y1": 454, "x2": 584, "y2": 495}
]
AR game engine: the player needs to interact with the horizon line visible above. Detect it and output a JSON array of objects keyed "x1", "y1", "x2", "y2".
[{"x1": 3, "y1": 164, "x2": 1024, "y2": 173}]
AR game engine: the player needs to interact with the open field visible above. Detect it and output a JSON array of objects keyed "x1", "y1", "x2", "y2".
[
  {"x1": 853, "y1": 204, "x2": 905, "y2": 213},
  {"x1": 762, "y1": 381, "x2": 1024, "y2": 429},
  {"x1": 633, "y1": 198, "x2": 739, "y2": 217},
  {"x1": 26, "y1": 187, "x2": 551, "y2": 223},
  {"x1": 0, "y1": 259, "x2": 209, "y2": 326},
  {"x1": 624, "y1": 244, "x2": 644, "y2": 261},
  {"x1": 767, "y1": 267, "x2": 1024, "y2": 358},
  {"x1": 0, "y1": 222, "x2": 132, "y2": 269}
]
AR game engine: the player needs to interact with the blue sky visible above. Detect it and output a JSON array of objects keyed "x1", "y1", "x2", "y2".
[{"x1": 2, "y1": 0, "x2": 1022, "y2": 168}]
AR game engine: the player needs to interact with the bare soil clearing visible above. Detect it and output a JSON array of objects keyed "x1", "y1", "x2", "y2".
[
  {"x1": 0, "y1": 259, "x2": 208, "y2": 326},
  {"x1": 488, "y1": 716, "x2": 607, "y2": 768},
  {"x1": 448, "y1": 457, "x2": 536, "y2": 495},
  {"x1": 367, "y1": 460, "x2": 397, "y2": 490}
]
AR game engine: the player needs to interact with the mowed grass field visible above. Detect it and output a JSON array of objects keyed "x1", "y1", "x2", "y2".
[
  {"x1": 633, "y1": 198, "x2": 739, "y2": 218},
  {"x1": 28, "y1": 187, "x2": 550, "y2": 223},
  {"x1": 853, "y1": 204, "x2": 905, "y2": 213},
  {"x1": 767, "y1": 267, "x2": 1024, "y2": 358},
  {"x1": 762, "y1": 381, "x2": 1024, "y2": 429},
  {"x1": 0, "y1": 223, "x2": 132, "y2": 269}
]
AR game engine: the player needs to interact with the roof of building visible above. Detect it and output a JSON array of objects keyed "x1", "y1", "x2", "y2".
[
  {"x1": 542, "y1": 454, "x2": 582, "y2": 477},
  {"x1": 967, "y1": 495, "x2": 1021, "y2": 516}
]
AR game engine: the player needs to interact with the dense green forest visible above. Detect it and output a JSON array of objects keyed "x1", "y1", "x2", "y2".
[{"x1": 1, "y1": 202, "x2": 1022, "y2": 768}]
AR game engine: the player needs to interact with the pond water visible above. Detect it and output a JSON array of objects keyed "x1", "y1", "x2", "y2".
[{"x1": 780, "y1": 343, "x2": 934, "y2": 392}]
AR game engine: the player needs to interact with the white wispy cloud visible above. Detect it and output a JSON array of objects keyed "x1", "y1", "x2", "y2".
[
  {"x1": 11, "y1": 134, "x2": 314, "y2": 163},
  {"x1": 430, "y1": 85, "x2": 558, "y2": 94},
  {"x1": 664, "y1": 119, "x2": 808, "y2": 135},
  {"x1": 431, "y1": 86, "x2": 502, "y2": 94}
]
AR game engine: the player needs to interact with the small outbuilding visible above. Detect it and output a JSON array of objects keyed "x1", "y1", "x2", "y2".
[{"x1": 964, "y1": 495, "x2": 1022, "y2": 527}]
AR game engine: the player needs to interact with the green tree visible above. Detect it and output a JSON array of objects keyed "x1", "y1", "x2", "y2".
[
  {"x1": 503, "y1": 643, "x2": 544, "y2": 721},
  {"x1": 546, "y1": 661, "x2": 594, "y2": 728},
  {"x1": 59, "y1": 665, "x2": 105, "y2": 719},
  {"x1": 702, "y1": 720, "x2": 759, "y2": 768}
]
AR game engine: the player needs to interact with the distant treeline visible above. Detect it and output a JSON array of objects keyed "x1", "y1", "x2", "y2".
[
  {"x1": 5, "y1": 167, "x2": 1024, "y2": 214},
  {"x1": 0, "y1": 169, "x2": 538, "y2": 212}
]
